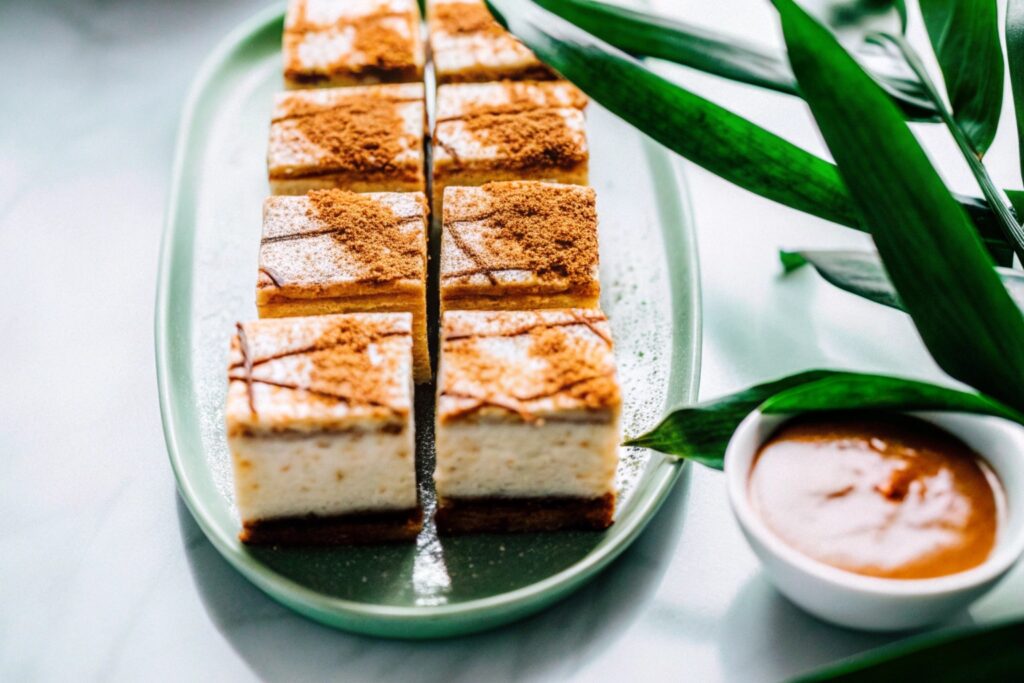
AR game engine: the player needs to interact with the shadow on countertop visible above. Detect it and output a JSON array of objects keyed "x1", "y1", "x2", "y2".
[{"x1": 176, "y1": 468, "x2": 693, "y2": 683}]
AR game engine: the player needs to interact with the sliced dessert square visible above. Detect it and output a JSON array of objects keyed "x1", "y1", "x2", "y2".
[
  {"x1": 283, "y1": 0, "x2": 425, "y2": 88},
  {"x1": 257, "y1": 189, "x2": 431, "y2": 383},
  {"x1": 268, "y1": 83, "x2": 426, "y2": 195},
  {"x1": 440, "y1": 181, "x2": 600, "y2": 312},
  {"x1": 434, "y1": 309, "x2": 621, "y2": 534},
  {"x1": 226, "y1": 313, "x2": 421, "y2": 545},
  {"x1": 427, "y1": 0, "x2": 556, "y2": 84},
  {"x1": 432, "y1": 81, "x2": 588, "y2": 218}
]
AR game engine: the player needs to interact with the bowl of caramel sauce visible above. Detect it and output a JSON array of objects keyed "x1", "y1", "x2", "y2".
[{"x1": 725, "y1": 410, "x2": 1024, "y2": 631}]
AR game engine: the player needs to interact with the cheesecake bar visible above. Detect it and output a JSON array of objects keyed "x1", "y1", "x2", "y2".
[
  {"x1": 268, "y1": 83, "x2": 426, "y2": 195},
  {"x1": 432, "y1": 81, "x2": 588, "y2": 218},
  {"x1": 257, "y1": 190, "x2": 431, "y2": 382},
  {"x1": 440, "y1": 181, "x2": 599, "y2": 312},
  {"x1": 427, "y1": 0, "x2": 556, "y2": 84},
  {"x1": 284, "y1": 0, "x2": 425, "y2": 88},
  {"x1": 435, "y1": 309, "x2": 621, "y2": 534},
  {"x1": 226, "y1": 313, "x2": 421, "y2": 545}
]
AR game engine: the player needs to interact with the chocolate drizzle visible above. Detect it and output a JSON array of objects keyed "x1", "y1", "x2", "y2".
[
  {"x1": 236, "y1": 322, "x2": 256, "y2": 414},
  {"x1": 444, "y1": 313, "x2": 612, "y2": 347},
  {"x1": 444, "y1": 221, "x2": 498, "y2": 285},
  {"x1": 258, "y1": 266, "x2": 283, "y2": 288},
  {"x1": 439, "y1": 311, "x2": 618, "y2": 422},
  {"x1": 440, "y1": 370, "x2": 617, "y2": 422},
  {"x1": 440, "y1": 182, "x2": 598, "y2": 289},
  {"x1": 230, "y1": 322, "x2": 409, "y2": 417}
]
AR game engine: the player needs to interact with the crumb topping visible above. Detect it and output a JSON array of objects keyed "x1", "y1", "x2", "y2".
[
  {"x1": 227, "y1": 314, "x2": 413, "y2": 431},
  {"x1": 433, "y1": 2, "x2": 504, "y2": 36},
  {"x1": 435, "y1": 82, "x2": 587, "y2": 170},
  {"x1": 351, "y1": 15, "x2": 417, "y2": 72},
  {"x1": 438, "y1": 310, "x2": 619, "y2": 422},
  {"x1": 443, "y1": 182, "x2": 598, "y2": 285},
  {"x1": 273, "y1": 90, "x2": 418, "y2": 175},
  {"x1": 307, "y1": 190, "x2": 423, "y2": 282},
  {"x1": 285, "y1": 0, "x2": 420, "y2": 79},
  {"x1": 259, "y1": 192, "x2": 427, "y2": 297}
]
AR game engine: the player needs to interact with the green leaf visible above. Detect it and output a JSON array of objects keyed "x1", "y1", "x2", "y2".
[
  {"x1": 780, "y1": 249, "x2": 904, "y2": 309},
  {"x1": 1008, "y1": 0, "x2": 1024, "y2": 184},
  {"x1": 625, "y1": 370, "x2": 833, "y2": 468},
  {"x1": 793, "y1": 618, "x2": 1024, "y2": 682},
  {"x1": 530, "y1": 0, "x2": 935, "y2": 118},
  {"x1": 870, "y1": 32, "x2": 1024, "y2": 261},
  {"x1": 773, "y1": 0, "x2": 1024, "y2": 412},
  {"x1": 483, "y1": 0, "x2": 1013, "y2": 260},
  {"x1": 625, "y1": 371, "x2": 1024, "y2": 469},
  {"x1": 919, "y1": 0, "x2": 1004, "y2": 155},
  {"x1": 781, "y1": 248, "x2": 1024, "y2": 312}
]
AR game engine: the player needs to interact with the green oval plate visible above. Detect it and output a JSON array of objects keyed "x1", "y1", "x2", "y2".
[{"x1": 156, "y1": 4, "x2": 701, "y2": 639}]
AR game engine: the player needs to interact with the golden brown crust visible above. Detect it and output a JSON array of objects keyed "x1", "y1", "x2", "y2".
[
  {"x1": 240, "y1": 506, "x2": 423, "y2": 545},
  {"x1": 435, "y1": 493, "x2": 615, "y2": 534},
  {"x1": 437, "y1": 309, "x2": 620, "y2": 423},
  {"x1": 441, "y1": 181, "x2": 598, "y2": 294},
  {"x1": 225, "y1": 314, "x2": 414, "y2": 435}
]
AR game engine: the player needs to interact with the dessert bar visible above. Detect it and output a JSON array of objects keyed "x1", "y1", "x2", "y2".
[
  {"x1": 226, "y1": 313, "x2": 421, "y2": 545},
  {"x1": 284, "y1": 0, "x2": 425, "y2": 88},
  {"x1": 434, "y1": 309, "x2": 620, "y2": 534}
]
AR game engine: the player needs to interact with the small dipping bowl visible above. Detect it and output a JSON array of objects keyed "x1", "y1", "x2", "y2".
[{"x1": 725, "y1": 410, "x2": 1024, "y2": 631}]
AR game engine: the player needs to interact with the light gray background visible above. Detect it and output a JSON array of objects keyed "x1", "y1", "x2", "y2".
[{"x1": 2, "y1": 0, "x2": 1021, "y2": 680}]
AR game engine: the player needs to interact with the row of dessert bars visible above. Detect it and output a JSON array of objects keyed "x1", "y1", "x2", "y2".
[{"x1": 226, "y1": 0, "x2": 621, "y2": 545}]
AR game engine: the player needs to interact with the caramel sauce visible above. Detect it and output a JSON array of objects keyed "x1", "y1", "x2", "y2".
[{"x1": 749, "y1": 414, "x2": 1002, "y2": 579}]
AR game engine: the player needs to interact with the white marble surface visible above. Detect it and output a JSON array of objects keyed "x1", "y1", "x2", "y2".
[{"x1": 1, "y1": 0, "x2": 1022, "y2": 680}]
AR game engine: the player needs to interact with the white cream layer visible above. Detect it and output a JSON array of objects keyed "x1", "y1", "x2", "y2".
[
  {"x1": 232, "y1": 426, "x2": 417, "y2": 522},
  {"x1": 434, "y1": 419, "x2": 619, "y2": 499}
]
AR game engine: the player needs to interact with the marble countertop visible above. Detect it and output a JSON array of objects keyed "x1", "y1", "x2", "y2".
[{"x1": 2, "y1": 0, "x2": 1021, "y2": 680}]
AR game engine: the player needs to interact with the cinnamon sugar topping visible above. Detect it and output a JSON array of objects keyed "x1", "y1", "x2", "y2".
[
  {"x1": 433, "y1": 3, "x2": 504, "y2": 36},
  {"x1": 305, "y1": 190, "x2": 423, "y2": 283},
  {"x1": 443, "y1": 182, "x2": 598, "y2": 285},
  {"x1": 465, "y1": 110, "x2": 585, "y2": 170},
  {"x1": 226, "y1": 315, "x2": 413, "y2": 432},
  {"x1": 284, "y1": 0, "x2": 421, "y2": 82},
  {"x1": 434, "y1": 82, "x2": 587, "y2": 171},
  {"x1": 351, "y1": 16, "x2": 416, "y2": 72},
  {"x1": 278, "y1": 96, "x2": 412, "y2": 175},
  {"x1": 438, "y1": 310, "x2": 620, "y2": 422}
]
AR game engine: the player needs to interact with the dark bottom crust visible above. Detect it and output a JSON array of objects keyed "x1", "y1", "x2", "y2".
[
  {"x1": 240, "y1": 507, "x2": 423, "y2": 546},
  {"x1": 435, "y1": 493, "x2": 614, "y2": 535}
]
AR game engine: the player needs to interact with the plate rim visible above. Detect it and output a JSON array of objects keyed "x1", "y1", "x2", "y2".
[{"x1": 154, "y1": 2, "x2": 702, "y2": 636}]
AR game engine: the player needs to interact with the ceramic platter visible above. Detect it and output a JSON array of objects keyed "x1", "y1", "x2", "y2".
[{"x1": 156, "y1": 4, "x2": 701, "y2": 638}]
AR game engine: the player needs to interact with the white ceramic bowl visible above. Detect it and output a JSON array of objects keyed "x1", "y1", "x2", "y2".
[{"x1": 725, "y1": 410, "x2": 1024, "y2": 631}]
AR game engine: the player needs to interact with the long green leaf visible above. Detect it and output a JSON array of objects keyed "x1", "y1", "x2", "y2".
[
  {"x1": 1008, "y1": 0, "x2": 1024, "y2": 185},
  {"x1": 919, "y1": 0, "x2": 1004, "y2": 155},
  {"x1": 773, "y1": 0, "x2": 1024, "y2": 412},
  {"x1": 625, "y1": 371, "x2": 1024, "y2": 470},
  {"x1": 872, "y1": 32, "x2": 1024, "y2": 261},
  {"x1": 793, "y1": 618, "x2": 1024, "y2": 682},
  {"x1": 781, "y1": 248, "x2": 1024, "y2": 312},
  {"x1": 484, "y1": 0, "x2": 1013, "y2": 259},
  {"x1": 531, "y1": 0, "x2": 936, "y2": 118}
]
